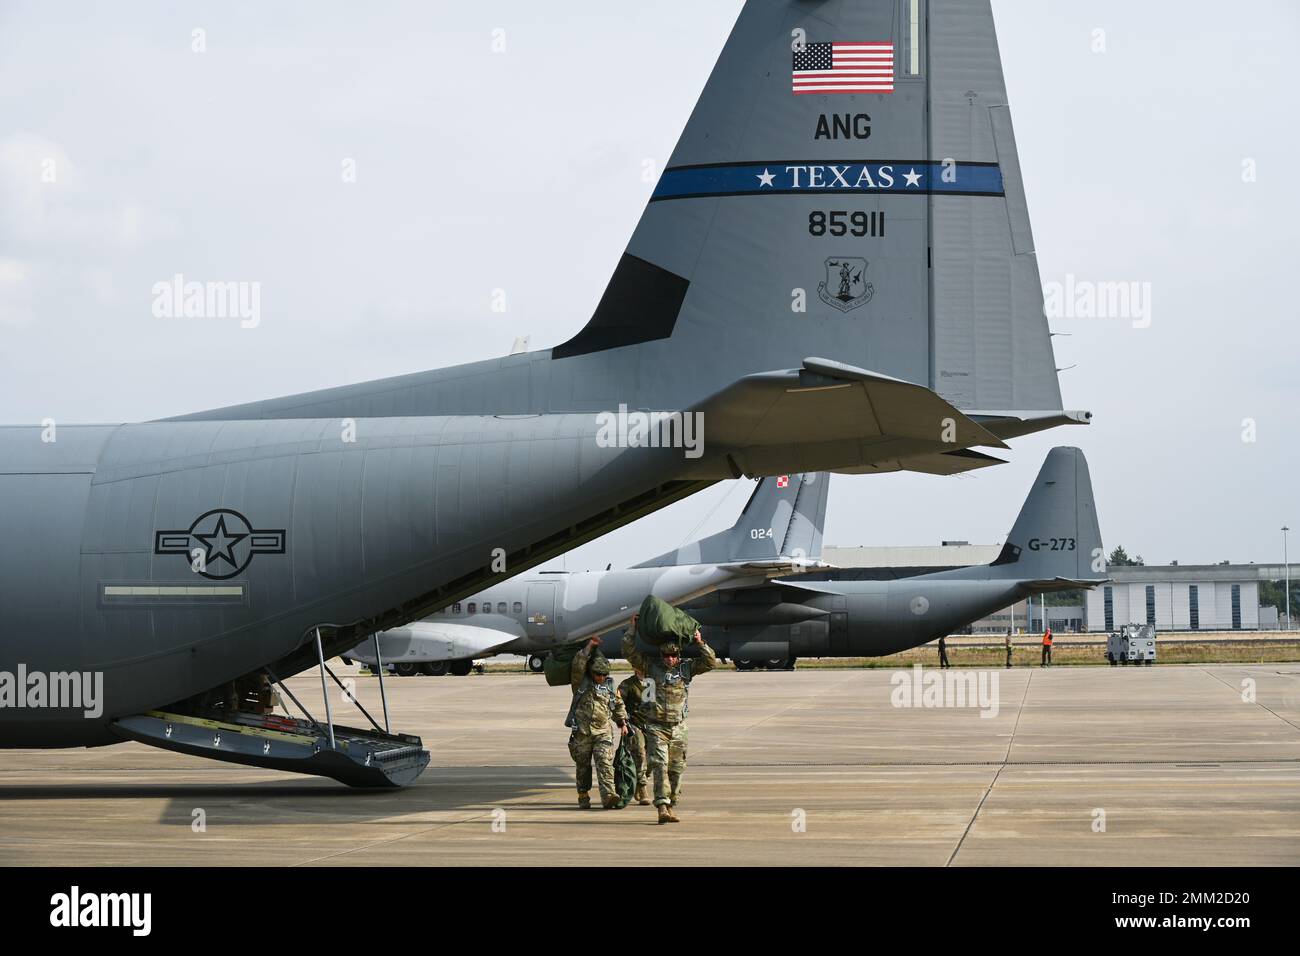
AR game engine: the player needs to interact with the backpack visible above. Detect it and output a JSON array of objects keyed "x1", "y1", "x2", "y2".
[
  {"x1": 543, "y1": 642, "x2": 583, "y2": 687},
  {"x1": 635, "y1": 594, "x2": 700, "y2": 646}
]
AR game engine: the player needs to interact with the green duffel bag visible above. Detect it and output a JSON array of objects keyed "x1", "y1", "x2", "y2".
[
  {"x1": 543, "y1": 642, "x2": 583, "y2": 687},
  {"x1": 610, "y1": 734, "x2": 638, "y2": 809},
  {"x1": 635, "y1": 594, "x2": 700, "y2": 646}
]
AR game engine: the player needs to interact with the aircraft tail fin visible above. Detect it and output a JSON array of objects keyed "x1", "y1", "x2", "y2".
[
  {"x1": 635, "y1": 472, "x2": 829, "y2": 568},
  {"x1": 168, "y1": 0, "x2": 1080, "y2": 443},
  {"x1": 553, "y1": 0, "x2": 1064, "y2": 414},
  {"x1": 988, "y1": 447, "x2": 1105, "y2": 583}
]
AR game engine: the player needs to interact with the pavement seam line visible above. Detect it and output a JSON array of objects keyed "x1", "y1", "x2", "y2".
[
  {"x1": 945, "y1": 668, "x2": 1032, "y2": 867},
  {"x1": 1198, "y1": 666, "x2": 1300, "y2": 733}
]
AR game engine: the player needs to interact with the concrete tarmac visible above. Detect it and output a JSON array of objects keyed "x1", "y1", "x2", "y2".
[{"x1": 1, "y1": 664, "x2": 1298, "y2": 866}]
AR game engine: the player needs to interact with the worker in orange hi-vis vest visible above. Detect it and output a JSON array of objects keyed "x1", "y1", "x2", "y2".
[{"x1": 1041, "y1": 627, "x2": 1053, "y2": 667}]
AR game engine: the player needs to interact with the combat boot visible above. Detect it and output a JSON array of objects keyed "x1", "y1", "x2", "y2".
[
  {"x1": 636, "y1": 783, "x2": 650, "y2": 806},
  {"x1": 602, "y1": 794, "x2": 620, "y2": 809},
  {"x1": 577, "y1": 791, "x2": 591, "y2": 810},
  {"x1": 657, "y1": 804, "x2": 679, "y2": 824}
]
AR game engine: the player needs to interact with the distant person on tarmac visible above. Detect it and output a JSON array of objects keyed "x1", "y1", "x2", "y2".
[
  {"x1": 1041, "y1": 627, "x2": 1053, "y2": 667},
  {"x1": 938, "y1": 634, "x2": 950, "y2": 669},
  {"x1": 1005, "y1": 629, "x2": 1013, "y2": 669}
]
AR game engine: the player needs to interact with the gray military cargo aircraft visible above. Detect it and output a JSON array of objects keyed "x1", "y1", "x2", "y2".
[
  {"x1": 344, "y1": 472, "x2": 829, "y2": 675},
  {"x1": 0, "y1": 1, "x2": 1086, "y2": 786},
  {"x1": 601, "y1": 447, "x2": 1104, "y2": 668}
]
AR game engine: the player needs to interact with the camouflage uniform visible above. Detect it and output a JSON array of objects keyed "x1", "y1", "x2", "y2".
[
  {"x1": 621, "y1": 624, "x2": 717, "y2": 808},
  {"x1": 567, "y1": 645, "x2": 628, "y2": 806},
  {"x1": 617, "y1": 674, "x2": 651, "y2": 802}
]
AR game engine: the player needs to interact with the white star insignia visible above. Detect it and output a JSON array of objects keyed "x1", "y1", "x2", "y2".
[
  {"x1": 756, "y1": 168, "x2": 775, "y2": 188},
  {"x1": 903, "y1": 167, "x2": 923, "y2": 188}
]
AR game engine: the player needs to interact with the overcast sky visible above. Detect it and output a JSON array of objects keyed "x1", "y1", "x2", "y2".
[{"x1": 1, "y1": 0, "x2": 1296, "y2": 571}]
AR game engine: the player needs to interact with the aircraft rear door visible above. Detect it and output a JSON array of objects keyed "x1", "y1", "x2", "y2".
[{"x1": 526, "y1": 582, "x2": 557, "y2": 639}]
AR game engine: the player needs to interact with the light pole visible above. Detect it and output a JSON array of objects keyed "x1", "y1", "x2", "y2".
[{"x1": 1284, "y1": 526, "x2": 1291, "y2": 631}]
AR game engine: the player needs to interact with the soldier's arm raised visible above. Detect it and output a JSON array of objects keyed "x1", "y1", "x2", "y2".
[
  {"x1": 692, "y1": 632, "x2": 718, "y2": 676},
  {"x1": 571, "y1": 644, "x2": 591, "y2": 691},
  {"x1": 621, "y1": 617, "x2": 648, "y2": 673}
]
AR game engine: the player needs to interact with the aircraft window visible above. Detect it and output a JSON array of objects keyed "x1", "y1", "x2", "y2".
[
  {"x1": 468, "y1": 602, "x2": 477, "y2": 613},
  {"x1": 513, "y1": 601, "x2": 523, "y2": 613},
  {"x1": 452, "y1": 603, "x2": 462, "y2": 614},
  {"x1": 497, "y1": 602, "x2": 507, "y2": 614}
]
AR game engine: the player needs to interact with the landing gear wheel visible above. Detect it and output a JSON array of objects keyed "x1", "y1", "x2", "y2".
[
  {"x1": 734, "y1": 659, "x2": 756, "y2": 672},
  {"x1": 395, "y1": 662, "x2": 418, "y2": 677},
  {"x1": 765, "y1": 657, "x2": 788, "y2": 670},
  {"x1": 420, "y1": 662, "x2": 448, "y2": 677},
  {"x1": 449, "y1": 660, "x2": 474, "y2": 677},
  {"x1": 527, "y1": 654, "x2": 547, "y2": 674}
]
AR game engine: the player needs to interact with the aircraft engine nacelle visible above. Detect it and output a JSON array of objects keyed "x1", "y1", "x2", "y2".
[{"x1": 346, "y1": 623, "x2": 518, "y2": 665}]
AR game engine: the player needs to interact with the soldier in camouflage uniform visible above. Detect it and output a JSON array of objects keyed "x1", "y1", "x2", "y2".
[
  {"x1": 621, "y1": 614, "x2": 718, "y2": 824},
  {"x1": 617, "y1": 666, "x2": 651, "y2": 805},
  {"x1": 568, "y1": 637, "x2": 630, "y2": 809}
]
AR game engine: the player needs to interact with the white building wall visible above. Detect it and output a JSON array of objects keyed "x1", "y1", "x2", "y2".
[
  {"x1": 1154, "y1": 583, "x2": 1174, "y2": 628},
  {"x1": 1170, "y1": 584, "x2": 1191, "y2": 630},
  {"x1": 1088, "y1": 577, "x2": 1263, "y2": 631},
  {"x1": 1243, "y1": 582, "x2": 1260, "y2": 628},
  {"x1": 1213, "y1": 583, "x2": 1233, "y2": 630},
  {"x1": 1127, "y1": 584, "x2": 1145, "y2": 626},
  {"x1": 1086, "y1": 588, "x2": 1102, "y2": 629},
  {"x1": 1112, "y1": 585, "x2": 1131, "y2": 627}
]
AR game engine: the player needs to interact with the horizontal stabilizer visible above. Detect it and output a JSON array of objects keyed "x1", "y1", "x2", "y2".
[
  {"x1": 688, "y1": 358, "x2": 1009, "y2": 479},
  {"x1": 835, "y1": 447, "x2": 1006, "y2": 476},
  {"x1": 969, "y1": 410, "x2": 1093, "y2": 442},
  {"x1": 773, "y1": 579, "x2": 847, "y2": 598},
  {"x1": 716, "y1": 558, "x2": 835, "y2": 580}
]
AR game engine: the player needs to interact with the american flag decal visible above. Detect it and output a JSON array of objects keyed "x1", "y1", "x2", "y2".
[{"x1": 792, "y1": 42, "x2": 894, "y2": 95}]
